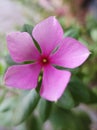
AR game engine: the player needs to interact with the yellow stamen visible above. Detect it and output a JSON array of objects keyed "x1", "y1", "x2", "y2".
[{"x1": 43, "y1": 58, "x2": 47, "y2": 63}]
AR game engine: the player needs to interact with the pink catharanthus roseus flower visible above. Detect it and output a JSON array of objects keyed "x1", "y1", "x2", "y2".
[{"x1": 4, "y1": 16, "x2": 90, "y2": 101}]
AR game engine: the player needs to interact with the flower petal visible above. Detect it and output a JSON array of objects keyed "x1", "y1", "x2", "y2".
[
  {"x1": 4, "y1": 63, "x2": 41, "y2": 89},
  {"x1": 50, "y1": 37, "x2": 90, "y2": 68},
  {"x1": 7, "y1": 32, "x2": 40, "y2": 63},
  {"x1": 40, "y1": 65, "x2": 71, "y2": 101},
  {"x1": 32, "y1": 16, "x2": 63, "y2": 55}
]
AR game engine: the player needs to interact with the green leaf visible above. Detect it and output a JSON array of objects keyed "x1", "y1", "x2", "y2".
[
  {"x1": 32, "y1": 37, "x2": 42, "y2": 53},
  {"x1": 68, "y1": 77, "x2": 97, "y2": 104},
  {"x1": 26, "y1": 115, "x2": 42, "y2": 130},
  {"x1": 88, "y1": 89, "x2": 97, "y2": 103},
  {"x1": 13, "y1": 89, "x2": 40, "y2": 125},
  {"x1": 68, "y1": 77, "x2": 90, "y2": 104},
  {"x1": 77, "y1": 111, "x2": 91, "y2": 130},
  {"x1": 37, "y1": 98, "x2": 52, "y2": 122},
  {"x1": 0, "y1": 97, "x2": 16, "y2": 112},
  {"x1": 21, "y1": 24, "x2": 33, "y2": 36},
  {"x1": 64, "y1": 28, "x2": 80, "y2": 38},
  {"x1": 0, "y1": 111, "x2": 13, "y2": 126},
  {"x1": 0, "y1": 89, "x2": 7, "y2": 103},
  {"x1": 56, "y1": 89, "x2": 75, "y2": 109},
  {"x1": 0, "y1": 61, "x2": 6, "y2": 75},
  {"x1": 90, "y1": 29, "x2": 97, "y2": 42},
  {"x1": 14, "y1": 123, "x2": 26, "y2": 130},
  {"x1": 50, "y1": 107, "x2": 91, "y2": 130}
]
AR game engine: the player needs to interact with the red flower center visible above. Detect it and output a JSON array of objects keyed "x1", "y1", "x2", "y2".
[
  {"x1": 42, "y1": 58, "x2": 47, "y2": 63},
  {"x1": 39, "y1": 55, "x2": 50, "y2": 66}
]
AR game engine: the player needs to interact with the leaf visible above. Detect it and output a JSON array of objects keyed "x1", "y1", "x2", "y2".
[
  {"x1": 77, "y1": 111, "x2": 91, "y2": 130},
  {"x1": 68, "y1": 77, "x2": 90, "y2": 104},
  {"x1": 0, "y1": 111, "x2": 13, "y2": 126},
  {"x1": 13, "y1": 89, "x2": 40, "y2": 125},
  {"x1": 88, "y1": 89, "x2": 97, "y2": 103},
  {"x1": 32, "y1": 37, "x2": 42, "y2": 53},
  {"x1": 26, "y1": 115, "x2": 42, "y2": 130},
  {"x1": 0, "y1": 89, "x2": 7, "y2": 103},
  {"x1": 56, "y1": 89, "x2": 75, "y2": 109},
  {"x1": 64, "y1": 28, "x2": 80, "y2": 38},
  {"x1": 37, "y1": 98, "x2": 52, "y2": 122},
  {"x1": 21, "y1": 24, "x2": 33, "y2": 36},
  {"x1": 50, "y1": 107, "x2": 91, "y2": 130},
  {"x1": 68, "y1": 77, "x2": 97, "y2": 104},
  {"x1": 0, "y1": 97, "x2": 16, "y2": 112},
  {"x1": 90, "y1": 29, "x2": 97, "y2": 42},
  {"x1": 0, "y1": 61, "x2": 6, "y2": 75}
]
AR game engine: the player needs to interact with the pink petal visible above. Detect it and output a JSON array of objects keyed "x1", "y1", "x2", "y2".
[
  {"x1": 4, "y1": 63, "x2": 41, "y2": 89},
  {"x1": 50, "y1": 37, "x2": 90, "y2": 68},
  {"x1": 40, "y1": 65, "x2": 71, "y2": 101},
  {"x1": 7, "y1": 32, "x2": 40, "y2": 63},
  {"x1": 32, "y1": 16, "x2": 63, "y2": 55}
]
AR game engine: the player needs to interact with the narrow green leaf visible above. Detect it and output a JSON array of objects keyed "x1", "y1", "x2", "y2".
[
  {"x1": 21, "y1": 24, "x2": 33, "y2": 36},
  {"x1": 68, "y1": 77, "x2": 90, "y2": 104},
  {"x1": 64, "y1": 28, "x2": 80, "y2": 38},
  {"x1": 88, "y1": 89, "x2": 97, "y2": 103},
  {"x1": 38, "y1": 98, "x2": 52, "y2": 122},
  {"x1": 0, "y1": 111, "x2": 13, "y2": 126},
  {"x1": 13, "y1": 89, "x2": 40, "y2": 125},
  {"x1": 0, "y1": 97, "x2": 16, "y2": 112},
  {"x1": 0, "y1": 89, "x2": 7, "y2": 103},
  {"x1": 56, "y1": 89, "x2": 75, "y2": 109},
  {"x1": 77, "y1": 111, "x2": 91, "y2": 130},
  {"x1": 50, "y1": 108, "x2": 78, "y2": 130},
  {"x1": 26, "y1": 115, "x2": 42, "y2": 130},
  {"x1": 68, "y1": 77, "x2": 97, "y2": 104},
  {"x1": 90, "y1": 29, "x2": 97, "y2": 42},
  {"x1": 50, "y1": 107, "x2": 91, "y2": 130},
  {"x1": 0, "y1": 61, "x2": 6, "y2": 75},
  {"x1": 32, "y1": 37, "x2": 42, "y2": 53}
]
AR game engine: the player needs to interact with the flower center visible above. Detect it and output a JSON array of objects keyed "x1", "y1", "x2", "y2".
[
  {"x1": 42, "y1": 58, "x2": 47, "y2": 63},
  {"x1": 40, "y1": 56, "x2": 49, "y2": 66}
]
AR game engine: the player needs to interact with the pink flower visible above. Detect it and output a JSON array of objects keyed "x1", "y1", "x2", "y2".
[{"x1": 4, "y1": 16, "x2": 90, "y2": 101}]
